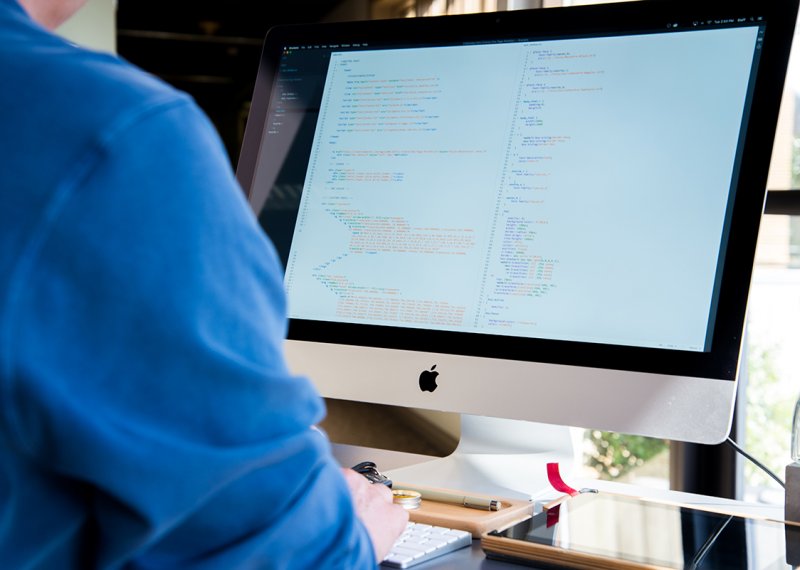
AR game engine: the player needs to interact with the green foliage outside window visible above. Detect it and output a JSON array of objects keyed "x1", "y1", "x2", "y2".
[
  {"x1": 745, "y1": 343, "x2": 795, "y2": 488},
  {"x1": 792, "y1": 137, "x2": 800, "y2": 188},
  {"x1": 585, "y1": 430, "x2": 668, "y2": 479}
]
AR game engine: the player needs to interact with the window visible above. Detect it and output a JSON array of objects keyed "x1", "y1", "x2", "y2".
[{"x1": 744, "y1": 118, "x2": 800, "y2": 505}]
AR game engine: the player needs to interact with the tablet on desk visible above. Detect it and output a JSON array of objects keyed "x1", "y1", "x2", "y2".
[{"x1": 483, "y1": 492, "x2": 800, "y2": 569}]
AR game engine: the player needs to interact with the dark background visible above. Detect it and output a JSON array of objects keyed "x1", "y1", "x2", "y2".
[{"x1": 117, "y1": 1, "x2": 354, "y2": 162}]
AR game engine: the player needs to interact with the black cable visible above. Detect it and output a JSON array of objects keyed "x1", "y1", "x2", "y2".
[{"x1": 725, "y1": 437, "x2": 785, "y2": 489}]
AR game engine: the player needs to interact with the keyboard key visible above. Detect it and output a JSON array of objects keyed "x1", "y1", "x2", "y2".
[
  {"x1": 384, "y1": 553, "x2": 415, "y2": 566},
  {"x1": 381, "y1": 522, "x2": 472, "y2": 568}
]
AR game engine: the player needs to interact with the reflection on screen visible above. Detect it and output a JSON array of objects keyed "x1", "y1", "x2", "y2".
[{"x1": 284, "y1": 27, "x2": 760, "y2": 352}]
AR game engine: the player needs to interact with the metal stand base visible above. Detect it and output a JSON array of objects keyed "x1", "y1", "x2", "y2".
[{"x1": 386, "y1": 415, "x2": 580, "y2": 500}]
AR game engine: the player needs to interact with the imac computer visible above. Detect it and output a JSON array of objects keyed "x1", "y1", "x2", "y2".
[{"x1": 236, "y1": 0, "x2": 798, "y2": 497}]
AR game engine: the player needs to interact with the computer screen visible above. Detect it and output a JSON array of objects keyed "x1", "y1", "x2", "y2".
[
  {"x1": 237, "y1": 0, "x2": 797, "y2": 494},
  {"x1": 285, "y1": 30, "x2": 749, "y2": 352}
]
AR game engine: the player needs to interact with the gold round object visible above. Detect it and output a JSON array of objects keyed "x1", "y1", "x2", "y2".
[{"x1": 392, "y1": 489, "x2": 422, "y2": 510}]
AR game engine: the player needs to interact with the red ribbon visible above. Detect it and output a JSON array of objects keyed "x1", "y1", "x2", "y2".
[
  {"x1": 546, "y1": 503, "x2": 561, "y2": 528},
  {"x1": 546, "y1": 462, "x2": 579, "y2": 496}
]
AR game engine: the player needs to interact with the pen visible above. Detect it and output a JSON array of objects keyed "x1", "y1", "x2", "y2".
[{"x1": 399, "y1": 487, "x2": 501, "y2": 511}]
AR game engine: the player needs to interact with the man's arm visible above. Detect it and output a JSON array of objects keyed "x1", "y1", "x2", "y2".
[
  {"x1": 342, "y1": 468, "x2": 408, "y2": 561},
  {"x1": 3, "y1": 96, "x2": 403, "y2": 568}
]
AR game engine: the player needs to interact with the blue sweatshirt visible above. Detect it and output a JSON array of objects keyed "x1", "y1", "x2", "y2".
[{"x1": 0, "y1": 1, "x2": 375, "y2": 567}]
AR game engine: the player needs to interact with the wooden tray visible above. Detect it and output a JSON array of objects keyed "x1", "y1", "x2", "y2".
[{"x1": 394, "y1": 483, "x2": 534, "y2": 538}]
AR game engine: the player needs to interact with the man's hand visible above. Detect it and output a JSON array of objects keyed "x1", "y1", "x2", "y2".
[{"x1": 341, "y1": 467, "x2": 409, "y2": 562}]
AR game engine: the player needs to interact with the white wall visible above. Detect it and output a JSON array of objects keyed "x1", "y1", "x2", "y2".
[{"x1": 57, "y1": 0, "x2": 116, "y2": 53}]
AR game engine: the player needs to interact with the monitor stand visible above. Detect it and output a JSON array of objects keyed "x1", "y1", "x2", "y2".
[{"x1": 385, "y1": 415, "x2": 580, "y2": 501}]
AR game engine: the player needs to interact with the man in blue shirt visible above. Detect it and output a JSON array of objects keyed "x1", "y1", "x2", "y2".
[{"x1": 0, "y1": 0, "x2": 407, "y2": 567}]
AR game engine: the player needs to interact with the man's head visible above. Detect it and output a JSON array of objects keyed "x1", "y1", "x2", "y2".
[{"x1": 18, "y1": 0, "x2": 88, "y2": 30}]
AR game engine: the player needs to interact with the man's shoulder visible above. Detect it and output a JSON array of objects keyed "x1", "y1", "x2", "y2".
[
  {"x1": 39, "y1": 45, "x2": 191, "y2": 134},
  {"x1": 0, "y1": 31, "x2": 200, "y2": 189},
  {"x1": 0, "y1": 14, "x2": 191, "y2": 141},
  {"x1": 0, "y1": 29, "x2": 209, "y2": 290}
]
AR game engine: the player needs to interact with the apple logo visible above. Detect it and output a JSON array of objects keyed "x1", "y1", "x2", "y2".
[{"x1": 418, "y1": 365, "x2": 439, "y2": 392}]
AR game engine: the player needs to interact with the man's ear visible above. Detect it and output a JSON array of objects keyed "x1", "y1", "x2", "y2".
[{"x1": 17, "y1": 0, "x2": 90, "y2": 31}]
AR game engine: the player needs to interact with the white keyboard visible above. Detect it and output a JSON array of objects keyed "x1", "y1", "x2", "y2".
[{"x1": 381, "y1": 521, "x2": 472, "y2": 568}]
